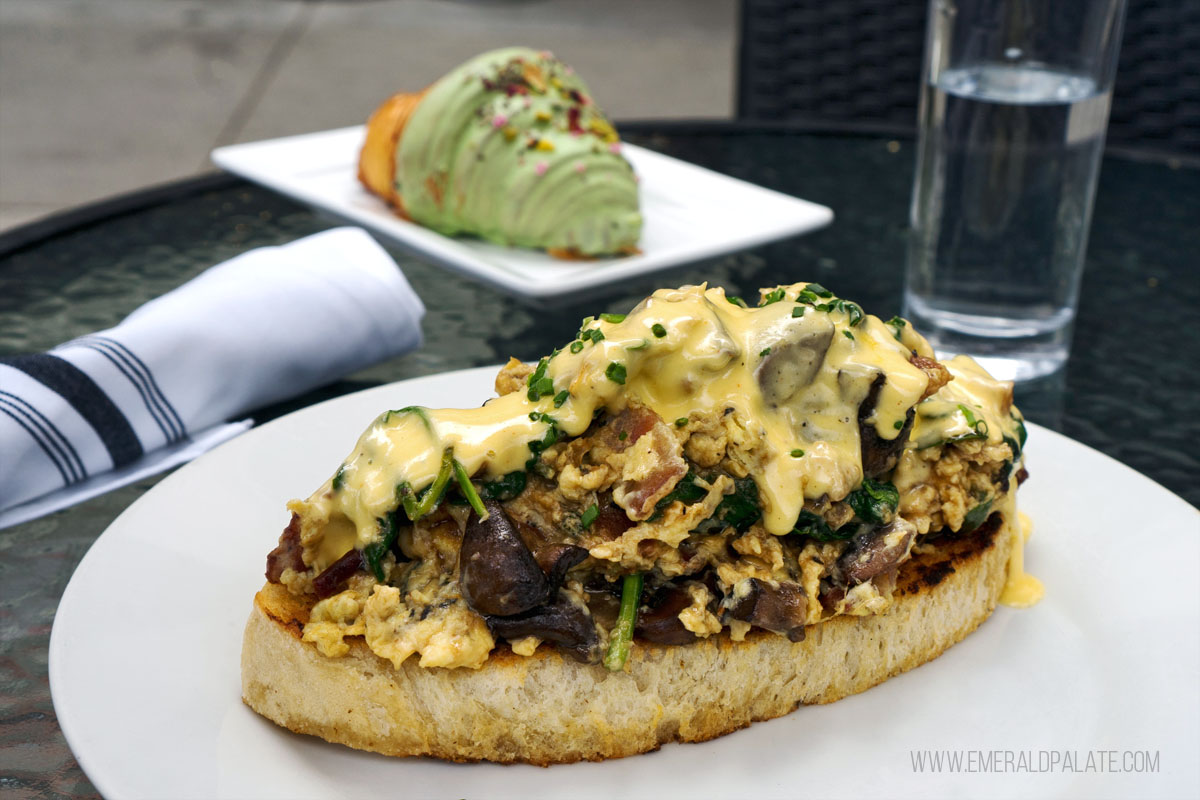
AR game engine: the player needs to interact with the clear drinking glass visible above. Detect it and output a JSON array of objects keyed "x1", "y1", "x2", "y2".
[{"x1": 904, "y1": 0, "x2": 1128, "y2": 381}]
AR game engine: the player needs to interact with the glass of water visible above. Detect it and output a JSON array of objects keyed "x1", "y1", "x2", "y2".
[{"x1": 904, "y1": 0, "x2": 1128, "y2": 381}]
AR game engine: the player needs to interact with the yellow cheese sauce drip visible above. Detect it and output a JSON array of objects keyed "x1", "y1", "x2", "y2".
[
  {"x1": 1001, "y1": 506, "x2": 1045, "y2": 607},
  {"x1": 299, "y1": 283, "x2": 1035, "y2": 563}
]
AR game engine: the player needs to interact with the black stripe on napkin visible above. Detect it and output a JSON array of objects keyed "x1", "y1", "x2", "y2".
[
  {"x1": 90, "y1": 336, "x2": 186, "y2": 440},
  {"x1": 0, "y1": 390, "x2": 87, "y2": 482},
  {"x1": 0, "y1": 398, "x2": 73, "y2": 485},
  {"x1": 0, "y1": 354, "x2": 144, "y2": 468},
  {"x1": 75, "y1": 339, "x2": 178, "y2": 444}
]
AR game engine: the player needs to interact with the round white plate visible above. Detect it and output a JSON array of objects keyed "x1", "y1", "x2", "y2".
[{"x1": 50, "y1": 367, "x2": 1200, "y2": 800}]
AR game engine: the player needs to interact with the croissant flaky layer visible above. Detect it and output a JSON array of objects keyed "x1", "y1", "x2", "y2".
[
  {"x1": 356, "y1": 47, "x2": 642, "y2": 257},
  {"x1": 358, "y1": 90, "x2": 427, "y2": 210}
]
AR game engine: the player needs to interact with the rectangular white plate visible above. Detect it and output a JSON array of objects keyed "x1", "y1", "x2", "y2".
[{"x1": 211, "y1": 126, "x2": 833, "y2": 299}]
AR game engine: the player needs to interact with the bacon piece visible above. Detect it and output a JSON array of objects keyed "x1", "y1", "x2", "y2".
[
  {"x1": 609, "y1": 411, "x2": 688, "y2": 520},
  {"x1": 265, "y1": 514, "x2": 305, "y2": 583},
  {"x1": 312, "y1": 548, "x2": 364, "y2": 598}
]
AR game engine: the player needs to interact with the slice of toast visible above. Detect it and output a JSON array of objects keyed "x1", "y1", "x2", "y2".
[{"x1": 241, "y1": 515, "x2": 1013, "y2": 765}]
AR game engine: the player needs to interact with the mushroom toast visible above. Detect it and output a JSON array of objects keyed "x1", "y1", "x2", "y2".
[{"x1": 243, "y1": 282, "x2": 1038, "y2": 764}]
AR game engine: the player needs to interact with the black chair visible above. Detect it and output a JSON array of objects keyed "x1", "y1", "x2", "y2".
[{"x1": 737, "y1": 0, "x2": 1200, "y2": 156}]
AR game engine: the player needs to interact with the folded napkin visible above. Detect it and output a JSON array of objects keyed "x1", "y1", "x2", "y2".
[{"x1": 0, "y1": 227, "x2": 424, "y2": 529}]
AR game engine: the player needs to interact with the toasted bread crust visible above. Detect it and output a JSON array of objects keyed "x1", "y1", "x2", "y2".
[{"x1": 242, "y1": 516, "x2": 1013, "y2": 764}]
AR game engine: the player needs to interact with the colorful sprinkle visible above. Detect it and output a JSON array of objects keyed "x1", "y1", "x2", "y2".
[
  {"x1": 492, "y1": 113, "x2": 508, "y2": 128},
  {"x1": 608, "y1": 142, "x2": 621, "y2": 154},
  {"x1": 535, "y1": 139, "x2": 556, "y2": 152},
  {"x1": 574, "y1": 163, "x2": 586, "y2": 174},
  {"x1": 535, "y1": 161, "x2": 549, "y2": 175}
]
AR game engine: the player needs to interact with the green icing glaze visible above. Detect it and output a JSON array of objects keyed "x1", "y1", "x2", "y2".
[{"x1": 396, "y1": 47, "x2": 642, "y2": 256}]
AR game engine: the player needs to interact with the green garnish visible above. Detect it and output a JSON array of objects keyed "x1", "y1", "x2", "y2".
[
  {"x1": 481, "y1": 471, "x2": 527, "y2": 501},
  {"x1": 580, "y1": 503, "x2": 599, "y2": 528},
  {"x1": 553, "y1": 390, "x2": 570, "y2": 408},
  {"x1": 525, "y1": 420, "x2": 559, "y2": 469},
  {"x1": 618, "y1": 431, "x2": 628, "y2": 441},
  {"x1": 961, "y1": 498, "x2": 993, "y2": 533},
  {"x1": 760, "y1": 288, "x2": 786, "y2": 306},
  {"x1": 605, "y1": 362, "x2": 627, "y2": 384},
  {"x1": 675, "y1": 417, "x2": 688, "y2": 427},
  {"x1": 957, "y1": 404, "x2": 989, "y2": 437},
  {"x1": 382, "y1": 405, "x2": 433, "y2": 431},
  {"x1": 792, "y1": 509, "x2": 845, "y2": 541},
  {"x1": 363, "y1": 513, "x2": 399, "y2": 581},
  {"x1": 760, "y1": 348, "x2": 772, "y2": 357},
  {"x1": 627, "y1": 340, "x2": 650, "y2": 351},
  {"x1": 651, "y1": 323, "x2": 667, "y2": 338},
  {"x1": 717, "y1": 476, "x2": 761, "y2": 532},
  {"x1": 805, "y1": 282, "x2": 833, "y2": 298},
  {"x1": 332, "y1": 464, "x2": 347, "y2": 491},
  {"x1": 846, "y1": 478, "x2": 900, "y2": 524},
  {"x1": 790, "y1": 449, "x2": 805, "y2": 457},
  {"x1": 844, "y1": 302, "x2": 863, "y2": 327},
  {"x1": 453, "y1": 459, "x2": 488, "y2": 518},
  {"x1": 884, "y1": 316, "x2": 907, "y2": 341},
  {"x1": 603, "y1": 573, "x2": 643, "y2": 672},
  {"x1": 791, "y1": 306, "x2": 805, "y2": 318},
  {"x1": 570, "y1": 340, "x2": 584, "y2": 354},
  {"x1": 727, "y1": 295, "x2": 747, "y2": 308},
  {"x1": 395, "y1": 448, "x2": 455, "y2": 521},
  {"x1": 651, "y1": 472, "x2": 708, "y2": 517},
  {"x1": 526, "y1": 357, "x2": 555, "y2": 401},
  {"x1": 600, "y1": 313, "x2": 626, "y2": 323},
  {"x1": 843, "y1": 330, "x2": 855, "y2": 340},
  {"x1": 894, "y1": 420, "x2": 905, "y2": 430}
]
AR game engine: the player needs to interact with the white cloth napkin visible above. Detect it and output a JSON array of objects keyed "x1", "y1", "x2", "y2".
[{"x1": 0, "y1": 227, "x2": 424, "y2": 529}]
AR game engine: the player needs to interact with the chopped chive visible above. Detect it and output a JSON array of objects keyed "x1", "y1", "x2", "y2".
[
  {"x1": 894, "y1": 419, "x2": 905, "y2": 430},
  {"x1": 760, "y1": 288, "x2": 786, "y2": 306},
  {"x1": 651, "y1": 323, "x2": 667, "y2": 338},
  {"x1": 603, "y1": 573, "x2": 643, "y2": 671},
  {"x1": 843, "y1": 330, "x2": 855, "y2": 340},
  {"x1": 675, "y1": 417, "x2": 688, "y2": 427},
  {"x1": 553, "y1": 390, "x2": 570, "y2": 408},
  {"x1": 453, "y1": 459, "x2": 488, "y2": 518},
  {"x1": 759, "y1": 348, "x2": 772, "y2": 357},
  {"x1": 844, "y1": 302, "x2": 864, "y2": 327},
  {"x1": 580, "y1": 503, "x2": 599, "y2": 528},
  {"x1": 605, "y1": 362, "x2": 627, "y2": 384},
  {"x1": 791, "y1": 306, "x2": 805, "y2": 318},
  {"x1": 600, "y1": 313, "x2": 626, "y2": 323},
  {"x1": 332, "y1": 464, "x2": 347, "y2": 491},
  {"x1": 618, "y1": 431, "x2": 628, "y2": 441},
  {"x1": 626, "y1": 339, "x2": 650, "y2": 351},
  {"x1": 805, "y1": 282, "x2": 833, "y2": 298},
  {"x1": 570, "y1": 340, "x2": 584, "y2": 354},
  {"x1": 727, "y1": 295, "x2": 747, "y2": 308},
  {"x1": 790, "y1": 449, "x2": 805, "y2": 457}
]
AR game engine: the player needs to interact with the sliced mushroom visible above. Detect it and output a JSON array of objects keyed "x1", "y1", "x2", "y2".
[
  {"x1": 755, "y1": 319, "x2": 834, "y2": 406},
  {"x1": 486, "y1": 591, "x2": 602, "y2": 663},
  {"x1": 636, "y1": 585, "x2": 699, "y2": 645},
  {"x1": 533, "y1": 543, "x2": 589, "y2": 591},
  {"x1": 725, "y1": 578, "x2": 808, "y2": 642},
  {"x1": 858, "y1": 374, "x2": 914, "y2": 478},
  {"x1": 459, "y1": 500, "x2": 549, "y2": 616},
  {"x1": 839, "y1": 518, "x2": 917, "y2": 585}
]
